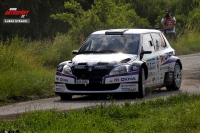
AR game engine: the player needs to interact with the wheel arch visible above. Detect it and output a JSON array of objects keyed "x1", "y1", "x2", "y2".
[
  {"x1": 131, "y1": 61, "x2": 148, "y2": 79},
  {"x1": 176, "y1": 59, "x2": 182, "y2": 70}
]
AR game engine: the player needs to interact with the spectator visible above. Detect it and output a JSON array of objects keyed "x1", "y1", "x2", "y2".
[{"x1": 161, "y1": 10, "x2": 176, "y2": 40}]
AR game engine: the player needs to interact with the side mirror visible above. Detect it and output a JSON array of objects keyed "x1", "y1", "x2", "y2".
[
  {"x1": 72, "y1": 50, "x2": 79, "y2": 55},
  {"x1": 141, "y1": 51, "x2": 152, "y2": 54},
  {"x1": 140, "y1": 50, "x2": 152, "y2": 60}
]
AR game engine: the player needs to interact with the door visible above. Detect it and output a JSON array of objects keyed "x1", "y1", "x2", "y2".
[
  {"x1": 151, "y1": 33, "x2": 170, "y2": 85},
  {"x1": 142, "y1": 34, "x2": 157, "y2": 87}
]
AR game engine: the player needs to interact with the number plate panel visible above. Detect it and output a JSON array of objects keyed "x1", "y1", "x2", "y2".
[{"x1": 76, "y1": 79, "x2": 89, "y2": 84}]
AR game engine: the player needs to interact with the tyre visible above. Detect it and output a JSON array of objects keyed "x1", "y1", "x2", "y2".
[
  {"x1": 138, "y1": 67, "x2": 146, "y2": 98},
  {"x1": 166, "y1": 63, "x2": 182, "y2": 91},
  {"x1": 60, "y1": 94, "x2": 72, "y2": 100}
]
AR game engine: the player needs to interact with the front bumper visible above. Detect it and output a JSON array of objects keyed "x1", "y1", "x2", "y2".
[{"x1": 55, "y1": 71, "x2": 139, "y2": 94}]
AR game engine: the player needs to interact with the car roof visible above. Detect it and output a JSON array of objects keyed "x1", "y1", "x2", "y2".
[{"x1": 92, "y1": 28, "x2": 161, "y2": 35}]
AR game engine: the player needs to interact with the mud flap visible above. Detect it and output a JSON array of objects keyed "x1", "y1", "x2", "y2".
[{"x1": 164, "y1": 72, "x2": 173, "y2": 86}]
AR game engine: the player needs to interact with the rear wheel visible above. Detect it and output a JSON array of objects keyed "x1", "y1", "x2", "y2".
[
  {"x1": 60, "y1": 94, "x2": 72, "y2": 100},
  {"x1": 166, "y1": 63, "x2": 182, "y2": 91},
  {"x1": 138, "y1": 67, "x2": 146, "y2": 98}
]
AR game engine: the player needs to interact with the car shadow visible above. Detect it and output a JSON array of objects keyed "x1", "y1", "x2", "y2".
[{"x1": 54, "y1": 88, "x2": 182, "y2": 103}]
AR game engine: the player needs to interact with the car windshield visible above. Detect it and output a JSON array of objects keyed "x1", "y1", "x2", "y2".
[{"x1": 79, "y1": 34, "x2": 140, "y2": 54}]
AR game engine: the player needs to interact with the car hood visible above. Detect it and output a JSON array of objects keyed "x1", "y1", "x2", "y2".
[{"x1": 72, "y1": 53, "x2": 138, "y2": 65}]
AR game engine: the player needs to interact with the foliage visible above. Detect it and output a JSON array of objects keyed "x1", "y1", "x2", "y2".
[
  {"x1": 52, "y1": 0, "x2": 150, "y2": 44},
  {"x1": 1, "y1": 0, "x2": 200, "y2": 40},
  {"x1": 1, "y1": 93, "x2": 200, "y2": 132}
]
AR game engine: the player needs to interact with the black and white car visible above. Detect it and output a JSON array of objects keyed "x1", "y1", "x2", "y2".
[{"x1": 55, "y1": 29, "x2": 182, "y2": 100}]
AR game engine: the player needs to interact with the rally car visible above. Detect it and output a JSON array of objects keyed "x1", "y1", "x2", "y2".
[{"x1": 55, "y1": 29, "x2": 182, "y2": 100}]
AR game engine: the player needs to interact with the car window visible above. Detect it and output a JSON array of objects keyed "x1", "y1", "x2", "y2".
[
  {"x1": 151, "y1": 33, "x2": 167, "y2": 51},
  {"x1": 142, "y1": 34, "x2": 154, "y2": 52},
  {"x1": 160, "y1": 34, "x2": 167, "y2": 48},
  {"x1": 79, "y1": 34, "x2": 140, "y2": 54}
]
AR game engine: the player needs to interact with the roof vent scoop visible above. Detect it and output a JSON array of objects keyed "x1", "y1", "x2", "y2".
[{"x1": 105, "y1": 29, "x2": 129, "y2": 35}]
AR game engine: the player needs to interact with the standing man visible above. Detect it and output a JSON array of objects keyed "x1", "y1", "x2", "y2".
[{"x1": 161, "y1": 10, "x2": 176, "y2": 40}]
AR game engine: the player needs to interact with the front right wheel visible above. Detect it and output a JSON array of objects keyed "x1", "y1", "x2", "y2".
[
  {"x1": 138, "y1": 67, "x2": 146, "y2": 98},
  {"x1": 166, "y1": 63, "x2": 182, "y2": 91}
]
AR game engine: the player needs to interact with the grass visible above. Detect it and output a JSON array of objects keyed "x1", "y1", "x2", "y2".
[
  {"x1": 169, "y1": 32, "x2": 200, "y2": 55},
  {"x1": 1, "y1": 93, "x2": 200, "y2": 133},
  {"x1": 0, "y1": 34, "x2": 79, "y2": 105}
]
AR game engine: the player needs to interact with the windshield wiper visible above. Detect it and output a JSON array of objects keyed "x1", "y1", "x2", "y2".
[
  {"x1": 78, "y1": 51, "x2": 99, "y2": 54},
  {"x1": 98, "y1": 50, "x2": 118, "y2": 53}
]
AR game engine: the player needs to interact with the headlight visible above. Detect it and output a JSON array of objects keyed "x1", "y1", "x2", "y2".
[
  {"x1": 109, "y1": 65, "x2": 131, "y2": 75},
  {"x1": 62, "y1": 65, "x2": 73, "y2": 75}
]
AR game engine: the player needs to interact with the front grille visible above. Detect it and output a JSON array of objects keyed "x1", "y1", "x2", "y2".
[
  {"x1": 71, "y1": 66, "x2": 115, "y2": 90},
  {"x1": 66, "y1": 84, "x2": 120, "y2": 91},
  {"x1": 72, "y1": 68, "x2": 111, "y2": 79}
]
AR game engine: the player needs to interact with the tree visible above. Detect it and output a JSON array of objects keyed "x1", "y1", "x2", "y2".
[{"x1": 51, "y1": 0, "x2": 150, "y2": 44}]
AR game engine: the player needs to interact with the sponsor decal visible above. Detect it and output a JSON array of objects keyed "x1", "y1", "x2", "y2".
[
  {"x1": 55, "y1": 84, "x2": 66, "y2": 88},
  {"x1": 104, "y1": 75, "x2": 138, "y2": 84},
  {"x1": 55, "y1": 88, "x2": 64, "y2": 91},
  {"x1": 55, "y1": 75, "x2": 75, "y2": 84},
  {"x1": 121, "y1": 77, "x2": 136, "y2": 81},
  {"x1": 56, "y1": 77, "x2": 59, "y2": 81},
  {"x1": 152, "y1": 77, "x2": 160, "y2": 83},
  {"x1": 147, "y1": 58, "x2": 155, "y2": 61},
  {"x1": 122, "y1": 88, "x2": 137, "y2": 91},
  {"x1": 60, "y1": 78, "x2": 68, "y2": 82},
  {"x1": 160, "y1": 66, "x2": 169, "y2": 71},
  {"x1": 146, "y1": 79, "x2": 151, "y2": 84},
  {"x1": 157, "y1": 61, "x2": 160, "y2": 70},
  {"x1": 148, "y1": 72, "x2": 153, "y2": 77},
  {"x1": 114, "y1": 78, "x2": 119, "y2": 82},
  {"x1": 121, "y1": 84, "x2": 136, "y2": 87},
  {"x1": 148, "y1": 72, "x2": 156, "y2": 77},
  {"x1": 160, "y1": 55, "x2": 165, "y2": 63},
  {"x1": 3, "y1": 8, "x2": 30, "y2": 23}
]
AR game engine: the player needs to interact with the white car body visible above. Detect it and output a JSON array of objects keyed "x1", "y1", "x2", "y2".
[{"x1": 55, "y1": 29, "x2": 182, "y2": 99}]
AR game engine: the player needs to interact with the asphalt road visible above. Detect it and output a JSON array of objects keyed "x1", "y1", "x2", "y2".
[{"x1": 0, "y1": 53, "x2": 200, "y2": 119}]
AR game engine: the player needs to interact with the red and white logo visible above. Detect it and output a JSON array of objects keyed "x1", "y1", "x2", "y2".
[
  {"x1": 4, "y1": 8, "x2": 29, "y2": 18},
  {"x1": 114, "y1": 78, "x2": 119, "y2": 82}
]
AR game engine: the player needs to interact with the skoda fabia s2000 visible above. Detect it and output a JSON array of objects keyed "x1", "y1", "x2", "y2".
[{"x1": 55, "y1": 29, "x2": 182, "y2": 100}]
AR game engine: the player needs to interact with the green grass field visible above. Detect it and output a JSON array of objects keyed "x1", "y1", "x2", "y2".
[{"x1": 1, "y1": 93, "x2": 200, "y2": 133}]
